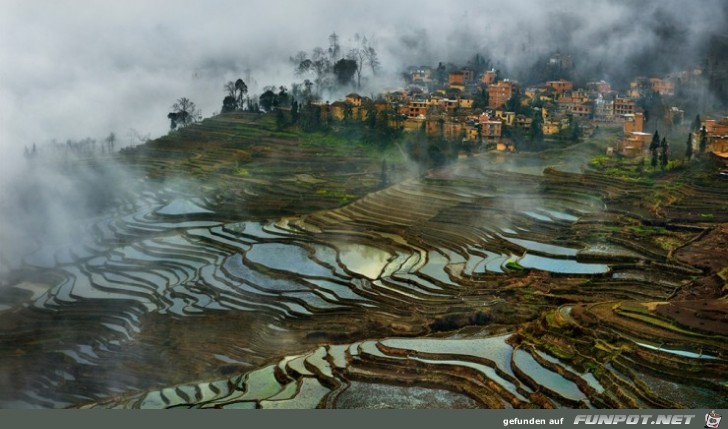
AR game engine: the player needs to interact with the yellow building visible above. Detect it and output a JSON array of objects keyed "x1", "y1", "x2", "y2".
[
  {"x1": 402, "y1": 118, "x2": 425, "y2": 132},
  {"x1": 494, "y1": 110, "x2": 515, "y2": 126},
  {"x1": 329, "y1": 101, "x2": 348, "y2": 121},
  {"x1": 543, "y1": 121, "x2": 562, "y2": 135},
  {"x1": 345, "y1": 93, "x2": 363, "y2": 107},
  {"x1": 459, "y1": 98, "x2": 474, "y2": 109}
]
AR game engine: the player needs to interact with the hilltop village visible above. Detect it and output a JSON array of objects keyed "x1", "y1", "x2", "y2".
[{"x1": 301, "y1": 55, "x2": 728, "y2": 163}]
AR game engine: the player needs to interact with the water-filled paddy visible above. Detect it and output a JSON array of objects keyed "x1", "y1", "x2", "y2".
[{"x1": 1, "y1": 141, "x2": 725, "y2": 409}]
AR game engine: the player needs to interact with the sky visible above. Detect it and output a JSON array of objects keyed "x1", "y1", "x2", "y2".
[{"x1": 1, "y1": 0, "x2": 726, "y2": 159}]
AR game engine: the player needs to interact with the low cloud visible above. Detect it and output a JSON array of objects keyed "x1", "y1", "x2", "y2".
[{"x1": 2, "y1": 1, "x2": 725, "y2": 153}]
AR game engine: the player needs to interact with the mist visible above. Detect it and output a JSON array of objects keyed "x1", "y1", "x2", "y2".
[
  {"x1": 2, "y1": 0, "x2": 726, "y2": 152},
  {"x1": 0, "y1": 0, "x2": 726, "y2": 272}
]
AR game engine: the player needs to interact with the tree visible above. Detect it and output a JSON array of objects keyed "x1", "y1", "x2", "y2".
[
  {"x1": 468, "y1": 53, "x2": 489, "y2": 76},
  {"x1": 291, "y1": 79, "x2": 315, "y2": 103},
  {"x1": 235, "y1": 79, "x2": 248, "y2": 110},
  {"x1": 638, "y1": 90, "x2": 665, "y2": 128},
  {"x1": 660, "y1": 137, "x2": 669, "y2": 169},
  {"x1": 169, "y1": 97, "x2": 201, "y2": 130},
  {"x1": 105, "y1": 132, "x2": 116, "y2": 153},
  {"x1": 473, "y1": 86, "x2": 489, "y2": 109},
  {"x1": 222, "y1": 95, "x2": 237, "y2": 113},
  {"x1": 685, "y1": 134, "x2": 693, "y2": 160},
  {"x1": 531, "y1": 110, "x2": 544, "y2": 145},
  {"x1": 291, "y1": 100, "x2": 299, "y2": 124},
  {"x1": 506, "y1": 92, "x2": 525, "y2": 115},
  {"x1": 304, "y1": 79, "x2": 314, "y2": 100},
  {"x1": 348, "y1": 46, "x2": 365, "y2": 90},
  {"x1": 435, "y1": 62, "x2": 447, "y2": 86},
  {"x1": 224, "y1": 81, "x2": 236, "y2": 99},
  {"x1": 299, "y1": 102, "x2": 322, "y2": 132},
  {"x1": 294, "y1": 47, "x2": 333, "y2": 96},
  {"x1": 259, "y1": 89, "x2": 277, "y2": 112},
  {"x1": 310, "y1": 47, "x2": 332, "y2": 94},
  {"x1": 699, "y1": 126, "x2": 707, "y2": 153},
  {"x1": 347, "y1": 34, "x2": 379, "y2": 89},
  {"x1": 363, "y1": 41, "x2": 380, "y2": 75},
  {"x1": 245, "y1": 95, "x2": 260, "y2": 113},
  {"x1": 328, "y1": 32, "x2": 341, "y2": 61},
  {"x1": 277, "y1": 86, "x2": 290, "y2": 108},
  {"x1": 649, "y1": 130, "x2": 661, "y2": 153},
  {"x1": 333, "y1": 58, "x2": 357, "y2": 87},
  {"x1": 568, "y1": 118, "x2": 582, "y2": 142},
  {"x1": 691, "y1": 114, "x2": 701, "y2": 132}
]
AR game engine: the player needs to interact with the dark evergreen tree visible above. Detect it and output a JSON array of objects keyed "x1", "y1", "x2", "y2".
[
  {"x1": 291, "y1": 100, "x2": 299, "y2": 124},
  {"x1": 259, "y1": 90, "x2": 277, "y2": 112},
  {"x1": 435, "y1": 62, "x2": 447, "y2": 86},
  {"x1": 568, "y1": 118, "x2": 582, "y2": 142},
  {"x1": 333, "y1": 58, "x2": 357, "y2": 87},
  {"x1": 167, "y1": 112, "x2": 179, "y2": 130},
  {"x1": 699, "y1": 126, "x2": 708, "y2": 153},
  {"x1": 221, "y1": 95, "x2": 237, "y2": 113},
  {"x1": 105, "y1": 132, "x2": 116, "y2": 153},
  {"x1": 235, "y1": 79, "x2": 247, "y2": 110},
  {"x1": 328, "y1": 32, "x2": 341, "y2": 61},
  {"x1": 649, "y1": 130, "x2": 661, "y2": 153},
  {"x1": 467, "y1": 53, "x2": 489, "y2": 76},
  {"x1": 691, "y1": 114, "x2": 701, "y2": 132},
  {"x1": 685, "y1": 134, "x2": 693, "y2": 160},
  {"x1": 531, "y1": 110, "x2": 544, "y2": 144},
  {"x1": 660, "y1": 137, "x2": 669, "y2": 169},
  {"x1": 300, "y1": 102, "x2": 322, "y2": 132},
  {"x1": 473, "y1": 85, "x2": 489, "y2": 109},
  {"x1": 277, "y1": 86, "x2": 290, "y2": 108},
  {"x1": 505, "y1": 92, "x2": 524, "y2": 115}
]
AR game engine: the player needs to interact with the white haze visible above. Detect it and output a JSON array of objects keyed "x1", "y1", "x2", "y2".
[
  {"x1": 0, "y1": 0, "x2": 726, "y2": 273},
  {"x1": 2, "y1": 0, "x2": 726, "y2": 156}
]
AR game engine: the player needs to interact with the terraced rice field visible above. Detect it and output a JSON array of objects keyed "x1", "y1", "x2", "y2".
[{"x1": 0, "y1": 113, "x2": 726, "y2": 409}]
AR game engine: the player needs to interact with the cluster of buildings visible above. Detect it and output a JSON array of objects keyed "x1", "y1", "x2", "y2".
[
  {"x1": 613, "y1": 109, "x2": 728, "y2": 160},
  {"x1": 699, "y1": 116, "x2": 728, "y2": 157},
  {"x1": 311, "y1": 62, "x2": 723, "y2": 157}
]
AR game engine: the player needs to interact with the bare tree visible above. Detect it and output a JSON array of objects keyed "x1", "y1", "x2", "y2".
[
  {"x1": 347, "y1": 34, "x2": 379, "y2": 89},
  {"x1": 328, "y1": 32, "x2": 341, "y2": 61},
  {"x1": 105, "y1": 132, "x2": 116, "y2": 153},
  {"x1": 292, "y1": 47, "x2": 332, "y2": 96},
  {"x1": 224, "y1": 81, "x2": 236, "y2": 98},
  {"x1": 127, "y1": 128, "x2": 150, "y2": 146},
  {"x1": 291, "y1": 51, "x2": 308, "y2": 75},
  {"x1": 347, "y1": 46, "x2": 365, "y2": 90},
  {"x1": 169, "y1": 97, "x2": 201, "y2": 130},
  {"x1": 363, "y1": 37, "x2": 380, "y2": 75}
]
